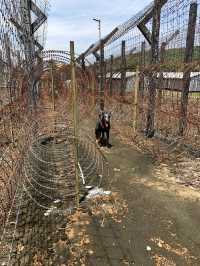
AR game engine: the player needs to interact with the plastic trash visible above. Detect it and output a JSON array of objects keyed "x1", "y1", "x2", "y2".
[
  {"x1": 86, "y1": 187, "x2": 111, "y2": 199},
  {"x1": 146, "y1": 245, "x2": 152, "y2": 251},
  {"x1": 78, "y1": 162, "x2": 85, "y2": 185},
  {"x1": 54, "y1": 199, "x2": 61, "y2": 204},
  {"x1": 85, "y1": 185, "x2": 93, "y2": 189},
  {"x1": 44, "y1": 206, "x2": 57, "y2": 216}
]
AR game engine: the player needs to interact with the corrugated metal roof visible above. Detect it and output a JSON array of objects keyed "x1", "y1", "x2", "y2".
[
  {"x1": 162, "y1": 72, "x2": 200, "y2": 79},
  {"x1": 106, "y1": 71, "x2": 136, "y2": 79},
  {"x1": 106, "y1": 72, "x2": 200, "y2": 79}
]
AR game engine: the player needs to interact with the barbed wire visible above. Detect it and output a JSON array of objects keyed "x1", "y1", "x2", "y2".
[{"x1": 1, "y1": 0, "x2": 200, "y2": 264}]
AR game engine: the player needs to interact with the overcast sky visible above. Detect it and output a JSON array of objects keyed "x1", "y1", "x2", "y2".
[{"x1": 45, "y1": 0, "x2": 152, "y2": 54}]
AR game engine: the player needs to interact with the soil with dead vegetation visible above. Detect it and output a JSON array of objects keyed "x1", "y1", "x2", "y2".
[
  {"x1": 63, "y1": 133, "x2": 200, "y2": 266},
  {"x1": 31, "y1": 131, "x2": 200, "y2": 266}
]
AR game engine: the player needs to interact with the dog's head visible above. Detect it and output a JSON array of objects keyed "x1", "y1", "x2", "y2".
[{"x1": 103, "y1": 111, "x2": 111, "y2": 123}]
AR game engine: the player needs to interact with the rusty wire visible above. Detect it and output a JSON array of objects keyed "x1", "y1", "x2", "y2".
[
  {"x1": 2, "y1": 0, "x2": 200, "y2": 263},
  {"x1": 0, "y1": 47, "x2": 111, "y2": 264},
  {"x1": 83, "y1": 0, "x2": 200, "y2": 153}
]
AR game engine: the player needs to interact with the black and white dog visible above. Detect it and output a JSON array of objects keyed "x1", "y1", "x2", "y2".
[{"x1": 95, "y1": 111, "x2": 111, "y2": 147}]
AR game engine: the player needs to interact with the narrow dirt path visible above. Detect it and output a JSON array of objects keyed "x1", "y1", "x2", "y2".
[{"x1": 85, "y1": 136, "x2": 200, "y2": 266}]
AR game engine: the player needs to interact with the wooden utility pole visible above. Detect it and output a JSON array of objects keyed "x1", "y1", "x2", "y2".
[
  {"x1": 145, "y1": 0, "x2": 162, "y2": 138},
  {"x1": 179, "y1": 2, "x2": 198, "y2": 136},
  {"x1": 70, "y1": 41, "x2": 79, "y2": 208},
  {"x1": 120, "y1": 40, "x2": 126, "y2": 97}
]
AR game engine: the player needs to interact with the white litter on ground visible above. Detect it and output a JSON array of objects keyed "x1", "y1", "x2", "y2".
[
  {"x1": 78, "y1": 162, "x2": 85, "y2": 185},
  {"x1": 85, "y1": 185, "x2": 93, "y2": 189},
  {"x1": 86, "y1": 187, "x2": 111, "y2": 199},
  {"x1": 44, "y1": 206, "x2": 57, "y2": 217},
  {"x1": 54, "y1": 199, "x2": 61, "y2": 204},
  {"x1": 146, "y1": 245, "x2": 152, "y2": 252}
]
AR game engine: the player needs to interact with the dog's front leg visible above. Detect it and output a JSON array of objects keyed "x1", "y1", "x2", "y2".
[{"x1": 106, "y1": 129, "x2": 110, "y2": 146}]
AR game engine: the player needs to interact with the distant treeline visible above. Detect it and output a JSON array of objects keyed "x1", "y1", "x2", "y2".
[{"x1": 104, "y1": 46, "x2": 200, "y2": 72}]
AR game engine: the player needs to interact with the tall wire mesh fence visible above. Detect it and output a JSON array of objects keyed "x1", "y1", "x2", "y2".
[
  {"x1": 0, "y1": 43, "x2": 111, "y2": 264},
  {"x1": 1, "y1": 0, "x2": 200, "y2": 264},
  {"x1": 83, "y1": 0, "x2": 200, "y2": 154},
  {"x1": 0, "y1": 1, "x2": 111, "y2": 263}
]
